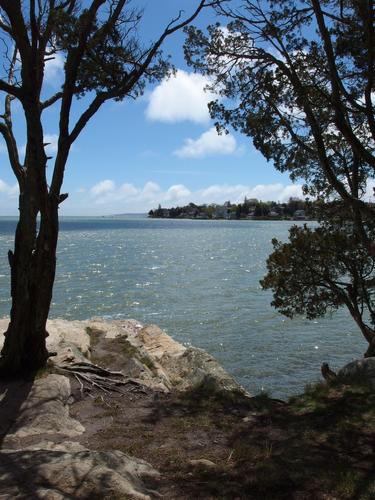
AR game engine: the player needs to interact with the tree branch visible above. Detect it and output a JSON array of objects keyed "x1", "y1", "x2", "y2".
[
  {"x1": 0, "y1": 122, "x2": 23, "y2": 183},
  {"x1": 41, "y1": 91, "x2": 63, "y2": 110},
  {"x1": 311, "y1": 0, "x2": 375, "y2": 170},
  {"x1": 0, "y1": 79, "x2": 22, "y2": 99}
]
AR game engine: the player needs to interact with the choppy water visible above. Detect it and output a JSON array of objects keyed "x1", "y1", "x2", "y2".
[{"x1": 0, "y1": 216, "x2": 363, "y2": 398}]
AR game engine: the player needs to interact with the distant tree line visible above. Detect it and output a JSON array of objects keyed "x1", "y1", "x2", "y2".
[{"x1": 148, "y1": 197, "x2": 314, "y2": 220}]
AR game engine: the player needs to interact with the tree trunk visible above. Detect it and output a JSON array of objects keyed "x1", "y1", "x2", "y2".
[
  {"x1": 0, "y1": 97, "x2": 60, "y2": 376},
  {"x1": 0, "y1": 192, "x2": 59, "y2": 375},
  {"x1": 364, "y1": 330, "x2": 375, "y2": 358}
]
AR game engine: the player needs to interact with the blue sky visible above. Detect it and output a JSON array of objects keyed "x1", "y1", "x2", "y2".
[{"x1": 0, "y1": 1, "x2": 303, "y2": 215}]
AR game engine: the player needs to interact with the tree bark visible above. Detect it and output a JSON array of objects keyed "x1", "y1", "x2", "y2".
[
  {"x1": 0, "y1": 191, "x2": 59, "y2": 376},
  {"x1": 0, "y1": 100, "x2": 59, "y2": 376}
]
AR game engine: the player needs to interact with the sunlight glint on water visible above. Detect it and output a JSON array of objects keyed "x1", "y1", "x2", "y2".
[{"x1": 0, "y1": 216, "x2": 362, "y2": 398}]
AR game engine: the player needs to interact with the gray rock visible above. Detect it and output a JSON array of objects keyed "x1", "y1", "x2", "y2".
[
  {"x1": 174, "y1": 346, "x2": 247, "y2": 394},
  {"x1": 338, "y1": 357, "x2": 375, "y2": 386},
  {"x1": 1, "y1": 374, "x2": 84, "y2": 447},
  {"x1": 0, "y1": 443, "x2": 159, "y2": 499},
  {"x1": 85, "y1": 319, "x2": 249, "y2": 396},
  {"x1": 0, "y1": 316, "x2": 247, "y2": 498}
]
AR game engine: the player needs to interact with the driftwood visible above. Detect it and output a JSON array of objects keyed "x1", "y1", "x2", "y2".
[{"x1": 55, "y1": 361, "x2": 148, "y2": 395}]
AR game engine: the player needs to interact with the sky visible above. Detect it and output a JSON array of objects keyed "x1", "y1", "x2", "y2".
[{"x1": 0, "y1": 0, "x2": 304, "y2": 216}]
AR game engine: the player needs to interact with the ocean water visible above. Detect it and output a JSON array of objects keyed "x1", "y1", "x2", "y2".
[{"x1": 0, "y1": 216, "x2": 363, "y2": 398}]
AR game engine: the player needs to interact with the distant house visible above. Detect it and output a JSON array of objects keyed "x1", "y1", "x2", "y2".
[
  {"x1": 213, "y1": 205, "x2": 230, "y2": 219},
  {"x1": 196, "y1": 212, "x2": 207, "y2": 219},
  {"x1": 161, "y1": 209, "x2": 170, "y2": 218},
  {"x1": 293, "y1": 209, "x2": 306, "y2": 220}
]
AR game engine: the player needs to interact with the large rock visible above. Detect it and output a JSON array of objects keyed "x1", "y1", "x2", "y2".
[
  {"x1": 338, "y1": 357, "x2": 375, "y2": 386},
  {"x1": 87, "y1": 318, "x2": 248, "y2": 395},
  {"x1": 1, "y1": 317, "x2": 247, "y2": 395},
  {"x1": 0, "y1": 318, "x2": 91, "y2": 359},
  {"x1": 0, "y1": 374, "x2": 84, "y2": 448},
  {"x1": 0, "y1": 370, "x2": 159, "y2": 499},
  {"x1": 0, "y1": 441, "x2": 159, "y2": 499},
  {"x1": 0, "y1": 316, "x2": 247, "y2": 498}
]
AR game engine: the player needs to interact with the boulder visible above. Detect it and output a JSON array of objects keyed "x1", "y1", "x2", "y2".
[
  {"x1": 0, "y1": 442, "x2": 159, "y2": 499},
  {"x1": 338, "y1": 357, "x2": 375, "y2": 386},
  {"x1": 85, "y1": 318, "x2": 249, "y2": 396},
  {"x1": 0, "y1": 318, "x2": 91, "y2": 358},
  {"x1": 168, "y1": 346, "x2": 247, "y2": 394},
  {"x1": 1, "y1": 374, "x2": 84, "y2": 448}
]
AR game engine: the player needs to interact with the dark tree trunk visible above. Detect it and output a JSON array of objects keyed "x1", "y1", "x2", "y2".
[
  {"x1": 364, "y1": 331, "x2": 375, "y2": 358},
  {"x1": 0, "y1": 99, "x2": 60, "y2": 376},
  {"x1": 0, "y1": 193, "x2": 59, "y2": 375}
]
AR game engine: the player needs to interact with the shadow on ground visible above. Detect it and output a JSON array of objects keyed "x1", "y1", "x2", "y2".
[{"x1": 70, "y1": 368, "x2": 375, "y2": 499}]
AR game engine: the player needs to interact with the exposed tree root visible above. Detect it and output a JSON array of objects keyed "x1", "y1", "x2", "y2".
[{"x1": 55, "y1": 360, "x2": 148, "y2": 395}]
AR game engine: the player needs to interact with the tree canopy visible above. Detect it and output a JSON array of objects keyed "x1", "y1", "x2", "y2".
[
  {"x1": 185, "y1": 0, "x2": 375, "y2": 352},
  {"x1": 185, "y1": 0, "x2": 375, "y2": 211},
  {"x1": 261, "y1": 204, "x2": 375, "y2": 354},
  {"x1": 0, "y1": 0, "x2": 210, "y2": 374}
]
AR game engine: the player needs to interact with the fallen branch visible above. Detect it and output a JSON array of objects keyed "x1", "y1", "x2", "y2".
[{"x1": 55, "y1": 360, "x2": 148, "y2": 395}]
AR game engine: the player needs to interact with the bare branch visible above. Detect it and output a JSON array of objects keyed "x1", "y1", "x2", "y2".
[
  {"x1": 0, "y1": 122, "x2": 23, "y2": 183},
  {"x1": 0, "y1": 78, "x2": 22, "y2": 99},
  {"x1": 41, "y1": 91, "x2": 63, "y2": 109},
  {"x1": 0, "y1": 18, "x2": 12, "y2": 36}
]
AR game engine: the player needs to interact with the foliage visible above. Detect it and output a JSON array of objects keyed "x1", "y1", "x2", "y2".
[
  {"x1": 149, "y1": 197, "x2": 314, "y2": 219},
  {"x1": 260, "y1": 204, "x2": 375, "y2": 347},
  {"x1": 0, "y1": 0, "x2": 209, "y2": 374},
  {"x1": 184, "y1": 0, "x2": 375, "y2": 349},
  {"x1": 184, "y1": 1, "x2": 375, "y2": 209}
]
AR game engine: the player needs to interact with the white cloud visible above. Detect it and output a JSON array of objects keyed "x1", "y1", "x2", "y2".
[
  {"x1": 174, "y1": 127, "x2": 238, "y2": 159},
  {"x1": 44, "y1": 51, "x2": 65, "y2": 86},
  {"x1": 166, "y1": 184, "x2": 191, "y2": 201},
  {"x1": 141, "y1": 181, "x2": 161, "y2": 198},
  {"x1": 0, "y1": 178, "x2": 18, "y2": 198},
  {"x1": 63, "y1": 180, "x2": 304, "y2": 215},
  {"x1": 0, "y1": 178, "x2": 305, "y2": 215},
  {"x1": 363, "y1": 178, "x2": 375, "y2": 201},
  {"x1": 0, "y1": 179, "x2": 18, "y2": 214},
  {"x1": 146, "y1": 70, "x2": 216, "y2": 124},
  {"x1": 90, "y1": 179, "x2": 115, "y2": 196},
  {"x1": 89, "y1": 180, "x2": 162, "y2": 206},
  {"x1": 197, "y1": 183, "x2": 303, "y2": 204},
  {"x1": 118, "y1": 183, "x2": 139, "y2": 198},
  {"x1": 15, "y1": 133, "x2": 60, "y2": 160},
  {"x1": 248, "y1": 183, "x2": 303, "y2": 201},
  {"x1": 44, "y1": 134, "x2": 59, "y2": 154}
]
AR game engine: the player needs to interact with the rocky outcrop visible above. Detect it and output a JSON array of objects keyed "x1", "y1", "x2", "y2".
[
  {"x1": 0, "y1": 316, "x2": 247, "y2": 498},
  {"x1": 0, "y1": 316, "x2": 247, "y2": 395},
  {"x1": 0, "y1": 442, "x2": 160, "y2": 499},
  {"x1": 86, "y1": 318, "x2": 248, "y2": 395},
  {"x1": 0, "y1": 371, "x2": 158, "y2": 499},
  {"x1": 0, "y1": 317, "x2": 91, "y2": 363},
  {"x1": 338, "y1": 357, "x2": 375, "y2": 386},
  {"x1": 1, "y1": 374, "x2": 84, "y2": 446}
]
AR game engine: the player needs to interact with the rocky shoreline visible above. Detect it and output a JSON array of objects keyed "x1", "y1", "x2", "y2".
[
  {"x1": 1, "y1": 318, "x2": 375, "y2": 499},
  {"x1": 0, "y1": 317, "x2": 248, "y2": 499}
]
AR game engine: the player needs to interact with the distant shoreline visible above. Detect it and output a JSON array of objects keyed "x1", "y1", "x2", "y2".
[
  {"x1": 148, "y1": 215, "x2": 311, "y2": 221},
  {"x1": 148, "y1": 199, "x2": 314, "y2": 221}
]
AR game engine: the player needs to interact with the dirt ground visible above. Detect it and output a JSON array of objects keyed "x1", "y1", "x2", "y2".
[{"x1": 68, "y1": 334, "x2": 375, "y2": 500}]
